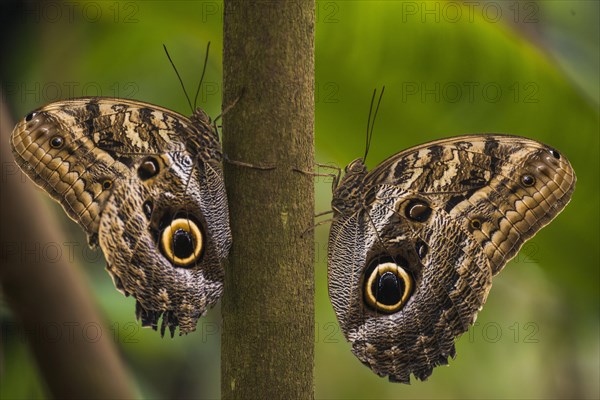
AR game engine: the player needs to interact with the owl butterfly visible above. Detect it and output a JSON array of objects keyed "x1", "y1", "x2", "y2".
[
  {"x1": 327, "y1": 89, "x2": 576, "y2": 383},
  {"x1": 10, "y1": 48, "x2": 230, "y2": 336}
]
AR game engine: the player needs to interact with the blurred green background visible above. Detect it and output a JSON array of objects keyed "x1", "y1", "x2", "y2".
[{"x1": 1, "y1": 1, "x2": 598, "y2": 399}]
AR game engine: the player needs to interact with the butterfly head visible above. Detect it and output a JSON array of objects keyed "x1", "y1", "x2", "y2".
[
  {"x1": 345, "y1": 158, "x2": 368, "y2": 175},
  {"x1": 191, "y1": 108, "x2": 211, "y2": 127},
  {"x1": 331, "y1": 158, "x2": 369, "y2": 214}
]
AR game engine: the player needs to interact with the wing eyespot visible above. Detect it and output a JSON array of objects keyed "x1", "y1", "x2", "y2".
[
  {"x1": 101, "y1": 179, "x2": 113, "y2": 190},
  {"x1": 50, "y1": 136, "x2": 65, "y2": 149},
  {"x1": 470, "y1": 218, "x2": 482, "y2": 230},
  {"x1": 138, "y1": 156, "x2": 161, "y2": 181},
  {"x1": 160, "y1": 218, "x2": 204, "y2": 267},
  {"x1": 404, "y1": 199, "x2": 432, "y2": 222},
  {"x1": 521, "y1": 174, "x2": 535, "y2": 187},
  {"x1": 415, "y1": 240, "x2": 428, "y2": 259},
  {"x1": 181, "y1": 155, "x2": 194, "y2": 168},
  {"x1": 364, "y1": 262, "x2": 413, "y2": 313}
]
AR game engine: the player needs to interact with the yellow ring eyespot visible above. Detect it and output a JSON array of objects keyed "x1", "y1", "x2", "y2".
[
  {"x1": 160, "y1": 218, "x2": 203, "y2": 267},
  {"x1": 364, "y1": 262, "x2": 413, "y2": 313}
]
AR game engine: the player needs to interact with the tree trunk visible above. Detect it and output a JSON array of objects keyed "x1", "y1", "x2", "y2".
[{"x1": 221, "y1": 1, "x2": 315, "y2": 399}]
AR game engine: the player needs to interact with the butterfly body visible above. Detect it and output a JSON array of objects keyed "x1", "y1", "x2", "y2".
[
  {"x1": 11, "y1": 97, "x2": 231, "y2": 335},
  {"x1": 328, "y1": 134, "x2": 576, "y2": 383}
]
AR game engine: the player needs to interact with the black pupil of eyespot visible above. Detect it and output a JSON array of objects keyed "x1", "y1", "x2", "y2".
[
  {"x1": 523, "y1": 175, "x2": 534, "y2": 185},
  {"x1": 103, "y1": 181, "x2": 111, "y2": 189},
  {"x1": 550, "y1": 150, "x2": 560, "y2": 159},
  {"x1": 51, "y1": 137, "x2": 63, "y2": 147},
  {"x1": 372, "y1": 271, "x2": 403, "y2": 306},
  {"x1": 172, "y1": 228, "x2": 194, "y2": 259},
  {"x1": 25, "y1": 112, "x2": 35, "y2": 122}
]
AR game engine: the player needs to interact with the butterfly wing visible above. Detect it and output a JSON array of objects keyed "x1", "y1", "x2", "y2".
[
  {"x1": 328, "y1": 135, "x2": 576, "y2": 382},
  {"x1": 11, "y1": 97, "x2": 231, "y2": 335},
  {"x1": 99, "y1": 151, "x2": 230, "y2": 335},
  {"x1": 10, "y1": 97, "x2": 205, "y2": 243}
]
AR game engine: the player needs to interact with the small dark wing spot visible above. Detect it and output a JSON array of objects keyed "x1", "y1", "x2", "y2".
[
  {"x1": 50, "y1": 136, "x2": 64, "y2": 149},
  {"x1": 521, "y1": 174, "x2": 535, "y2": 187},
  {"x1": 415, "y1": 239, "x2": 429, "y2": 259},
  {"x1": 470, "y1": 218, "x2": 482, "y2": 230},
  {"x1": 143, "y1": 200, "x2": 153, "y2": 219},
  {"x1": 138, "y1": 157, "x2": 161, "y2": 181},
  {"x1": 405, "y1": 199, "x2": 432, "y2": 222}
]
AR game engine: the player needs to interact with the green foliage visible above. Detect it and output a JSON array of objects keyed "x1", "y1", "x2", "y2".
[{"x1": 2, "y1": 1, "x2": 597, "y2": 399}]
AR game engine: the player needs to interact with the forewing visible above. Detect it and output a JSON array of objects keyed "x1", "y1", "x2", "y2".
[
  {"x1": 368, "y1": 135, "x2": 576, "y2": 274},
  {"x1": 10, "y1": 97, "x2": 198, "y2": 245}
]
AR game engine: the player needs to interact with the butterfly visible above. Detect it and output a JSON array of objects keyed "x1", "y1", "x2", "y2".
[
  {"x1": 326, "y1": 89, "x2": 576, "y2": 383},
  {"x1": 8, "y1": 40, "x2": 240, "y2": 339},
  {"x1": 11, "y1": 96, "x2": 231, "y2": 337}
]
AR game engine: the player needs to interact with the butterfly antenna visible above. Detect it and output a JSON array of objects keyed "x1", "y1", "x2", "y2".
[
  {"x1": 370, "y1": 86, "x2": 385, "y2": 150},
  {"x1": 364, "y1": 86, "x2": 385, "y2": 164},
  {"x1": 163, "y1": 44, "x2": 194, "y2": 113},
  {"x1": 363, "y1": 89, "x2": 377, "y2": 163},
  {"x1": 193, "y1": 42, "x2": 211, "y2": 111}
]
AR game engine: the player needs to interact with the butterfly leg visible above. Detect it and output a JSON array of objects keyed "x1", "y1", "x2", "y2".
[
  {"x1": 292, "y1": 162, "x2": 341, "y2": 190},
  {"x1": 223, "y1": 154, "x2": 276, "y2": 170},
  {"x1": 296, "y1": 210, "x2": 335, "y2": 238},
  {"x1": 213, "y1": 87, "x2": 246, "y2": 125}
]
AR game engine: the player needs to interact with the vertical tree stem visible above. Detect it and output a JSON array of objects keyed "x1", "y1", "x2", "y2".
[{"x1": 221, "y1": 1, "x2": 315, "y2": 399}]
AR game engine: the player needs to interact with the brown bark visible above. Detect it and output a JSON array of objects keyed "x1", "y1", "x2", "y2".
[{"x1": 221, "y1": 1, "x2": 315, "y2": 399}]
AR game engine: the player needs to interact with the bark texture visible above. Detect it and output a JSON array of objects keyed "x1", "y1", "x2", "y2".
[{"x1": 221, "y1": 1, "x2": 315, "y2": 399}]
